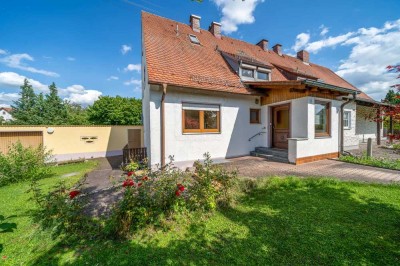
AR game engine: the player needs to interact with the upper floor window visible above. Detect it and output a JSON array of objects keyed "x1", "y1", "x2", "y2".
[
  {"x1": 315, "y1": 101, "x2": 330, "y2": 137},
  {"x1": 257, "y1": 71, "x2": 269, "y2": 80},
  {"x1": 182, "y1": 103, "x2": 220, "y2": 133},
  {"x1": 241, "y1": 68, "x2": 254, "y2": 78},
  {"x1": 343, "y1": 111, "x2": 351, "y2": 129}
]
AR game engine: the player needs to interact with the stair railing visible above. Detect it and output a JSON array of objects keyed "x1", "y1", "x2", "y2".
[{"x1": 248, "y1": 131, "x2": 266, "y2": 142}]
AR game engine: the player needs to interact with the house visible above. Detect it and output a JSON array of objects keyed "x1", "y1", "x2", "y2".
[
  {"x1": 0, "y1": 107, "x2": 13, "y2": 122},
  {"x1": 141, "y1": 12, "x2": 384, "y2": 168}
]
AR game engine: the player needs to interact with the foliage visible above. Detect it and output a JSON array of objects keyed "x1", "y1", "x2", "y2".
[
  {"x1": 65, "y1": 102, "x2": 90, "y2": 125},
  {"x1": 392, "y1": 142, "x2": 400, "y2": 151},
  {"x1": 340, "y1": 154, "x2": 400, "y2": 170},
  {"x1": 87, "y1": 96, "x2": 142, "y2": 125},
  {"x1": 0, "y1": 141, "x2": 53, "y2": 187},
  {"x1": 384, "y1": 89, "x2": 400, "y2": 105},
  {"x1": 42, "y1": 83, "x2": 69, "y2": 124},
  {"x1": 123, "y1": 160, "x2": 140, "y2": 172},
  {"x1": 11, "y1": 79, "x2": 37, "y2": 124}
]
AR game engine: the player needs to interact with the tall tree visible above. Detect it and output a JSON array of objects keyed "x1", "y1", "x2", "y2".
[
  {"x1": 65, "y1": 102, "x2": 90, "y2": 125},
  {"x1": 11, "y1": 79, "x2": 37, "y2": 124},
  {"x1": 383, "y1": 89, "x2": 400, "y2": 105},
  {"x1": 87, "y1": 96, "x2": 142, "y2": 125},
  {"x1": 43, "y1": 82, "x2": 68, "y2": 124}
]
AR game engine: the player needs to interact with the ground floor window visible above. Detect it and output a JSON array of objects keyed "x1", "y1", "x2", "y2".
[
  {"x1": 343, "y1": 111, "x2": 351, "y2": 129},
  {"x1": 250, "y1": 109, "x2": 261, "y2": 124},
  {"x1": 182, "y1": 103, "x2": 220, "y2": 133},
  {"x1": 315, "y1": 101, "x2": 330, "y2": 137}
]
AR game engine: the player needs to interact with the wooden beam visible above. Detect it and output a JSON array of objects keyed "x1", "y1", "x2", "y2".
[
  {"x1": 290, "y1": 88, "x2": 306, "y2": 93},
  {"x1": 377, "y1": 107, "x2": 381, "y2": 146}
]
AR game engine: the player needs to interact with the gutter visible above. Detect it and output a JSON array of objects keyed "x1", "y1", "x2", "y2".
[
  {"x1": 340, "y1": 92, "x2": 357, "y2": 154},
  {"x1": 301, "y1": 79, "x2": 358, "y2": 95},
  {"x1": 161, "y1": 83, "x2": 167, "y2": 168}
]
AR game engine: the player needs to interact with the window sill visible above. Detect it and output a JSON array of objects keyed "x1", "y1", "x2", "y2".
[
  {"x1": 250, "y1": 122, "x2": 261, "y2": 124},
  {"x1": 315, "y1": 136, "x2": 331, "y2": 139},
  {"x1": 182, "y1": 132, "x2": 221, "y2": 135}
]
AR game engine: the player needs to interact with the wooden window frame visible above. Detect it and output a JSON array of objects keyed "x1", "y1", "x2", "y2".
[
  {"x1": 182, "y1": 106, "x2": 220, "y2": 134},
  {"x1": 315, "y1": 101, "x2": 331, "y2": 138},
  {"x1": 250, "y1": 108, "x2": 261, "y2": 124}
]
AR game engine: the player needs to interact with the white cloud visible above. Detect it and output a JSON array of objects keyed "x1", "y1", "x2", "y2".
[
  {"x1": 121, "y1": 44, "x2": 132, "y2": 55},
  {"x1": 66, "y1": 57, "x2": 76, "y2": 61},
  {"x1": 123, "y1": 63, "x2": 141, "y2": 72},
  {"x1": 305, "y1": 32, "x2": 355, "y2": 54},
  {"x1": 107, "y1": 76, "x2": 119, "y2": 81},
  {"x1": 0, "y1": 53, "x2": 59, "y2": 77},
  {"x1": 0, "y1": 92, "x2": 19, "y2": 106},
  {"x1": 212, "y1": 0, "x2": 264, "y2": 34},
  {"x1": 62, "y1": 85, "x2": 102, "y2": 106},
  {"x1": 319, "y1": 25, "x2": 329, "y2": 36},
  {"x1": 124, "y1": 78, "x2": 141, "y2": 86},
  {"x1": 0, "y1": 49, "x2": 7, "y2": 55},
  {"x1": 292, "y1": 33, "x2": 310, "y2": 51},
  {"x1": 0, "y1": 71, "x2": 102, "y2": 106},
  {"x1": 0, "y1": 71, "x2": 48, "y2": 91}
]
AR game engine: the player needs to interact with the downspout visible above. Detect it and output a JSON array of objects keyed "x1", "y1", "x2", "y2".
[
  {"x1": 161, "y1": 83, "x2": 167, "y2": 168},
  {"x1": 340, "y1": 92, "x2": 357, "y2": 154}
]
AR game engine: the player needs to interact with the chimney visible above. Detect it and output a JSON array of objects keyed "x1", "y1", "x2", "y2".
[
  {"x1": 272, "y1": 44, "x2": 282, "y2": 56},
  {"x1": 209, "y1": 22, "x2": 221, "y2": 39},
  {"x1": 256, "y1": 39, "x2": 269, "y2": 51},
  {"x1": 190, "y1": 14, "x2": 201, "y2": 32},
  {"x1": 297, "y1": 50, "x2": 309, "y2": 63}
]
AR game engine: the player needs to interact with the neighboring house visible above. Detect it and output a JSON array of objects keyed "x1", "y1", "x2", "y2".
[
  {"x1": 141, "y1": 12, "x2": 384, "y2": 168},
  {"x1": 0, "y1": 107, "x2": 13, "y2": 122}
]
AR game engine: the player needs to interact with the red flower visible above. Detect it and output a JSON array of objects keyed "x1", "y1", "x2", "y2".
[
  {"x1": 127, "y1": 171, "x2": 135, "y2": 177},
  {"x1": 175, "y1": 190, "x2": 181, "y2": 196},
  {"x1": 122, "y1": 179, "x2": 135, "y2": 187},
  {"x1": 2, "y1": 256, "x2": 7, "y2": 260},
  {"x1": 69, "y1": 190, "x2": 80, "y2": 199},
  {"x1": 138, "y1": 182, "x2": 143, "y2": 187},
  {"x1": 177, "y1": 184, "x2": 185, "y2": 192},
  {"x1": 141, "y1": 176, "x2": 148, "y2": 181}
]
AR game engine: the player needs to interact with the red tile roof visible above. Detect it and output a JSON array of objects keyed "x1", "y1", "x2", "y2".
[{"x1": 142, "y1": 12, "x2": 373, "y2": 100}]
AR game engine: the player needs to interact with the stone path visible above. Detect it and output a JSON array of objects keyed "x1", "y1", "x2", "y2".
[
  {"x1": 82, "y1": 156, "x2": 125, "y2": 217},
  {"x1": 224, "y1": 156, "x2": 400, "y2": 184}
]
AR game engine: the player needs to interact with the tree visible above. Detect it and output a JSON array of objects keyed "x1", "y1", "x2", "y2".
[
  {"x1": 65, "y1": 102, "x2": 90, "y2": 125},
  {"x1": 87, "y1": 96, "x2": 142, "y2": 125},
  {"x1": 42, "y1": 82, "x2": 68, "y2": 124},
  {"x1": 383, "y1": 89, "x2": 400, "y2": 105},
  {"x1": 11, "y1": 79, "x2": 37, "y2": 124}
]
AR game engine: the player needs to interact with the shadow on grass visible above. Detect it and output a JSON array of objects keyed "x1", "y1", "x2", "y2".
[
  {"x1": 31, "y1": 179, "x2": 400, "y2": 265},
  {"x1": 0, "y1": 214, "x2": 17, "y2": 254}
]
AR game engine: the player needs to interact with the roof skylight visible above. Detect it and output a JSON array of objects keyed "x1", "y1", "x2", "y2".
[{"x1": 189, "y1": 34, "x2": 200, "y2": 44}]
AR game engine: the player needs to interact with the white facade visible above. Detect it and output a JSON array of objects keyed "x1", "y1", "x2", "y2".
[
  {"x1": 355, "y1": 105, "x2": 383, "y2": 142},
  {"x1": 145, "y1": 85, "x2": 266, "y2": 167},
  {"x1": 0, "y1": 109, "x2": 13, "y2": 121},
  {"x1": 142, "y1": 84, "x2": 383, "y2": 167}
]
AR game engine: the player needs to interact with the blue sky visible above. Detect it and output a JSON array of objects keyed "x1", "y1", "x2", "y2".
[{"x1": 1, "y1": 0, "x2": 399, "y2": 107}]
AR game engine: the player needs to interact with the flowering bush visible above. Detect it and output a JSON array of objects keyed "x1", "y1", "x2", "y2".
[{"x1": 124, "y1": 160, "x2": 140, "y2": 172}]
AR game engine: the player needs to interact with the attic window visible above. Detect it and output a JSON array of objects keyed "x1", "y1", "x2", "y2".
[
  {"x1": 242, "y1": 68, "x2": 254, "y2": 78},
  {"x1": 257, "y1": 71, "x2": 269, "y2": 80},
  {"x1": 189, "y1": 34, "x2": 200, "y2": 44}
]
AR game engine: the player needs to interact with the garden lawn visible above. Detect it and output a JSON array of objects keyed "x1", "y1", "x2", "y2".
[
  {"x1": 0, "y1": 160, "x2": 98, "y2": 265},
  {"x1": 2, "y1": 176, "x2": 400, "y2": 265}
]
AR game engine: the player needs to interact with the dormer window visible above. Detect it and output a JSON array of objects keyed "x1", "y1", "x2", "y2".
[
  {"x1": 241, "y1": 68, "x2": 254, "y2": 78},
  {"x1": 257, "y1": 71, "x2": 269, "y2": 80},
  {"x1": 189, "y1": 34, "x2": 200, "y2": 44}
]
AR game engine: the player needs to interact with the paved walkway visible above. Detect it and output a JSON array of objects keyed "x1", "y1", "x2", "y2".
[
  {"x1": 82, "y1": 156, "x2": 125, "y2": 217},
  {"x1": 224, "y1": 156, "x2": 400, "y2": 184}
]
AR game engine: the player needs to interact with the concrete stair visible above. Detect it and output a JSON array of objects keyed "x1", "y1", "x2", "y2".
[{"x1": 250, "y1": 147, "x2": 289, "y2": 163}]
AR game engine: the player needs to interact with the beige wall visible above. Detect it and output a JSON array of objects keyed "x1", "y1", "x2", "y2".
[{"x1": 0, "y1": 125, "x2": 143, "y2": 161}]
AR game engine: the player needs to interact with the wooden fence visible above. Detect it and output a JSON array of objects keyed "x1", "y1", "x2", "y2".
[{"x1": 122, "y1": 145, "x2": 147, "y2": 164}]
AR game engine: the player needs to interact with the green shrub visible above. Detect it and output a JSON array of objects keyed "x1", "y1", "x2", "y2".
[
  {"x1": 393, "y1": 142, "x2": 400, "y2": 151},
  {"x1": 340, "y1": 154, "x2": 400, "y2": 170},
  {"x1": 123, "y1": 160, "x2": 140, "y2": 172},
  {"x1": 0, "y1": 141, "x2": 53, "y2": 187}
]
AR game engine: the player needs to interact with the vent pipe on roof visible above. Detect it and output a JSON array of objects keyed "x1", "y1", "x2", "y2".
[
  {"x1": 190, "y1": 14, "x2": 201, "y2": 32},
  {"x1": 209, "y1": 22, "x2": 221, "y2": 39},
  {"x1": 256, "y1": 39, "x2": 269, "y2": 51},
  {"x1": 297, "y1": 50, "x2": 309, "y2": 63},
  {"x1": 272, "y1": 44, "x2": 282, "y2": 56}
]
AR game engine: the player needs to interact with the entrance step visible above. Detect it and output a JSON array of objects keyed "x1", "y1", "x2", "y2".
[{"x1": 251, "y1": 147, "x2": 289, "y2": 163}]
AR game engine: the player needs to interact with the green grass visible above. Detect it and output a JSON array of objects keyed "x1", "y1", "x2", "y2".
[
  {"x1": 2, "y1": 175, "x2": 400, "y2": 265},
  {"x1": 340, "y1": 154, "x2": 400, "y2": 170},
  {"x1": 0, "y1": 160, "x2": 98, "y2": 265}
]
